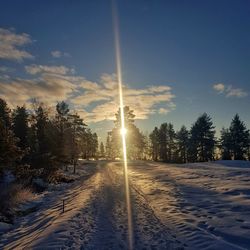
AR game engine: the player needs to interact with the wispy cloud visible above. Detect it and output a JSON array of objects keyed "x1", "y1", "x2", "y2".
[
  {"x1": 158, "y1": 108, "x2": 170, "y2": 114},
  {"x1": 73, "y1": 74, "x2": 175, "y2": 122},
  {"x1": 0, "y1": 28, "x2": 33, "y2": 61},
  {"x1": 25, "y1": 64, "x2": 75, "y2": 75},
  {"x1": 51, "y1": 50, "x2": 70, "y2": 58},
  {"x1": 213, "y1": 83, "x2": 248, "y2": 98},
  {"x1": 0, "y1": 65, "x2": 175, "y2": 123}
]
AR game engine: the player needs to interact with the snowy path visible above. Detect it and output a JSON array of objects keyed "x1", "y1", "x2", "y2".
[
  {"x1": 0, "y1": 162, "x2": 179, "y2": 249},
  {"x1": 1, "y1": 161, "x2": 250, "y2": 249}
]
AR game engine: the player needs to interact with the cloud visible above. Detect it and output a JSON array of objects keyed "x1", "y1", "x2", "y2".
[
  {"x1": 73, "y1": 74, "x2": 175, "y2": 122},
  {"x1": 25, "y1": 64, "x2": 74, "y2": 75},
  {"x1": 51, "y1": 50, "x2": 70, "y2": 58},
  {"x1": 158, "y1": 108, "x2": 170, "y2": 114},
  {"x1": 0, "y1": 65, "x2": 82, "y2": 107},
  {"x1": 0, "y1": 28, "x2": 33, "y2": 61},
  {"x1": 0, "y1": 66, "x2": 175, "y2": 123},
  {"x1": 226, "y1": 86, "x2": 248, "y2": 98},
  {"x1": 213, "y1": 83, "x2": 225, "y2": 93},
  {"x1": 213, "y1": 83, "x2": 248, "y2": 98}
]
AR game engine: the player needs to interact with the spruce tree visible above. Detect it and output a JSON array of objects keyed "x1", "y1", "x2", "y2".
[
  {"x1": 176, "y1": 126, "x2": 189, "y2": 163},
  {"x1": 0, "y1": 99, "x2": 22, "y2": 173},
  {"x1": 112, "y1": 106, "x2": 145, "y2": 160},
  {"x1": 149, "y1": 127, "x2": 160, "y2": 161},
  {"x1": 189, "y1": 113, "x2": 215, "y2": 162},
  {"x1": 55, "y1": 101, "x2": 70, "y2": 166},
  {"x1": 220, "y1": 128, "x2": 232, "y2": 160},
  {"x1": 99, "y1": 142, "x2": 105, "y2": 158},
  {"x1": 229, "y1": 114, "x2": 249, "y2": 160},
  {"x1": 0, "y1": 98, "x2": 11, "y2": 128},
  {"x1": 12, "y1": 106, "x2": 29, "y2": 150},
  {"x1": 158, "y1": 123, "x2": 168, "y2": 161}
]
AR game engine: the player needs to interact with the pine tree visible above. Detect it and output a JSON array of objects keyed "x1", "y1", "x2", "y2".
[
  {"x1": 166, "y1": 123, "x2": 176, "y2": 162},
  {"x1": 229, "y1": 114, "x2": 249, "y2": 160},
  {"x1": 99, "y1": 142, "x2": 105, "y2": 158},
  {"x1": 0, "y1": 98, "x2": 11, "y2": 128},
  {"x1": 189, "y1": 113, "x2": 215, "y2": 162},
  {"x1": 176, "y1": 126, "x2": 189, "y2": 163},
  {"x1": 105, "y1": 132, "x2": 113, "y2": 160},
  {"x1": 35, "y1": 105, "x2": 49, "y2": 154},
  {"x1": 68, "y1": 113, "x2": 86, "y2": 173},
  {"x1": 111, "y1": 106, "x2": 145, "y2": 160},
  {"x1": 158, "y1": 123, "x2": 168, "y2": 161},
  {"x1": 220, "y1": 128, "x2": 232, "y2": 160},
  {"x1": 55, "y1": 101, "x2": 70, "y2": 167},
  {"x1": 12, "y1": 106, "x2": 29, "y2": 150},
  {"x1": 149, "y1": 127, "x2": 160, "y2": 161},
  {"x1": 0, "y1": 99, "x2": 22, "y2": 174}
]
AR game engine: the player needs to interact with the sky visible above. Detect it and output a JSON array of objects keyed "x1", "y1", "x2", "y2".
[{"x1": 0, "y1": 0, "x2": 249, "y2": 142}]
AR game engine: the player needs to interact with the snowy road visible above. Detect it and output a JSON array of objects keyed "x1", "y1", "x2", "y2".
[{"x1": 1, "y1": 161, "x2": 250, "y2": 249}]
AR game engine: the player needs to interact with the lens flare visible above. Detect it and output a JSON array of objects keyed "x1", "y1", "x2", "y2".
[
  {"x1": 120, "y1": 127, "x2": 127, "y2": 136},
  {"x1": 112, "y1": 1, "x2": 133, "y2": 249}
]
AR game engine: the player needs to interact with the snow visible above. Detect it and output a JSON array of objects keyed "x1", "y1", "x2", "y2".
[
  {"x1": 0, "y1": 222, "x2": 13, "y2": 233},
  {"x1": 127, "y1": 160, "x2": 250, "y2": 249},
  {"x1": 0, "y1": 160, "x2": 249, "y2": 249}
]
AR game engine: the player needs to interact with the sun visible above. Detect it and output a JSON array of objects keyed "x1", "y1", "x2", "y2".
[{"x1": 120, "y1": 127, "x2": 127, "y2": 136}]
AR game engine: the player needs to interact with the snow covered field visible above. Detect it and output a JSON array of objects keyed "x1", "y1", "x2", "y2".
[
  {"x1": 0, "y1": 161, "x2": 250, "y2": 249},
  {"x1": 128, "y1": 160, "x2": 250, "y2": 250}
]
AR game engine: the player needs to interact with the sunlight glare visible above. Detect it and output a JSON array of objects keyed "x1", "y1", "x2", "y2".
[
  {"x1": 112, "y1": 1, "x2": 133, "y2": 250},
  {"x1": 120, "y1": 127, "x2": 127, "y2": 136}
]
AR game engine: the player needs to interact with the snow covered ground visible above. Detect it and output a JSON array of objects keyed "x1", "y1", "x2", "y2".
[
  {"x1": 0, "y1": 160, "x2": 250, "y2": 249},
  {"x1": 127, "y1": 160, "x2": 250, "y2": 250}
]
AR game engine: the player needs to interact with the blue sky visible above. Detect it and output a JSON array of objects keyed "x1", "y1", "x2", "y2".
[{"x1": 0, "y1": 0, "x2": 249, "y2": 141}]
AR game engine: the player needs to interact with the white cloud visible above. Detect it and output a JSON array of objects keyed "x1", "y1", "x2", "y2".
[
  {"x1": 0, "y1": 28, "x2": 33, "y2": 61},
  {"x1": 51, "y1": 50, "x2": 70, "y2": 58},
  {"x1": 213, "y1": 83, "x2": 225, "y2": 93},
  {"x1": 226, "y1": 86, "x2": 248, "y2": 98},
  {"x1": 213, "y1": 83, "x2": 248, "y2": 98},
  {"x1": 25, "y1": 64, "x2": 74, "y2": 75},
  {"x1": 73, "y1": 74, "x2": 175, "y2": 122},
  {"x1": 0, "y1": 66, "x2": 175, "y2": 123},
  {"x1": 158, "y1": 108, "x2": 170, "y2": 114}
]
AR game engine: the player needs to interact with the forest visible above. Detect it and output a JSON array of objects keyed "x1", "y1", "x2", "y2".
[
  {"x1": 1, "y1": 97, "x2": 250, "y2": 183},
  {"x1": 106, "y1": 106, "x2": 250, "y2": 163},
  {"x1": 0, "y1": 98, "x2": 98, "y2": 182}
]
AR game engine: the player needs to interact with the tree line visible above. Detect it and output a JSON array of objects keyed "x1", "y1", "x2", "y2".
[
  {"x1": 104, "y1": 107, "x2": 250, "y2": 163},
  {"x1": 1, "y1": 98, "x2": 249, "y2": 180},
  {"x1": 0, "y1": 98, "x2": 98, "y2": 179}
]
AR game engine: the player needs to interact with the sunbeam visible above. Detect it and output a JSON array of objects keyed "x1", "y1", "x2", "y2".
[{"x1": 112, "y1": 1, "x2": 133, "y2": 249}]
